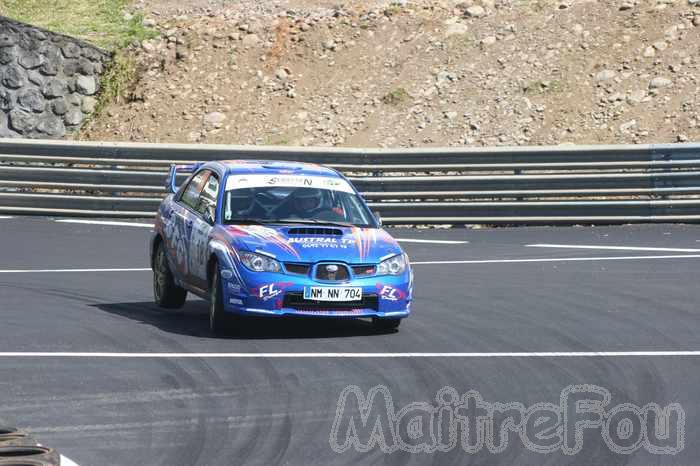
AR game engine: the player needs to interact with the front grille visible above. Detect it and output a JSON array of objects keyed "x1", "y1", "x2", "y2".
[
  {"x1": 352, "y1": 264, "x2": 376, "y2": 276},
  {"x1": 315, "y1": 263, "x2": 350, "y2": 281},
  {"x1": 283, "y1": 292, "x2": 379, "y2": 311},
  {"x1": 287, "y1": 227, "x2": 343, "y2": 236},
  {"x1": 284, "y1": 263, "x2": 311, "y2": 275}
]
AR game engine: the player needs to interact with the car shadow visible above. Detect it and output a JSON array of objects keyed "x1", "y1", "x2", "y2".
[{"x1": 91, "y1": 301, "x2": 395, "y2": 339}]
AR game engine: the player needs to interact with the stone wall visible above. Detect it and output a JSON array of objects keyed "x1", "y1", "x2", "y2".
[{"x1": 0, "y1": 16, "x2": 111, "y2": 138}]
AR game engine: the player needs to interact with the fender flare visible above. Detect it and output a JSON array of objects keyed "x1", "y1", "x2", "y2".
[{"x1": 208, "y1": 240, "x2": 245, "y2": 287}]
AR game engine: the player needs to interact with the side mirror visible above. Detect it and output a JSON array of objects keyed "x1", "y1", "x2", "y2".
[{"x1": 373, "y1": 211, "x2": 382, "y2": 227}]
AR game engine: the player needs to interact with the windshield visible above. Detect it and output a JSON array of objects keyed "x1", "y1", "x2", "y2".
[{"x1": 223, "y1": 186, "x2": 376, "y2": 227}]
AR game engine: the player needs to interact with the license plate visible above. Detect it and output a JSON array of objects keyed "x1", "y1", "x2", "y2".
[{"x1": 303, "y1": 287, "x2": 362, "y2": 301}]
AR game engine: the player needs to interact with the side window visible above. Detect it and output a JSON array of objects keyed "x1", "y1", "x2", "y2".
[
  {"x1": 196, "y1": 173, "x2": 219, "y2": 216},
  {"x1": 179, "y1": 171, "x2": 210, "y2": 211}
]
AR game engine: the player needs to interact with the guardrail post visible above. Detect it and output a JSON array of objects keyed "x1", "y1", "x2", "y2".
[{"x1": 514, "y1": 167, "x2": 523, "y2": 202}]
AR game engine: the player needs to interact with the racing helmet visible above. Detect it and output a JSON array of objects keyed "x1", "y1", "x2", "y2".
[{"x1": 292, "y1": 188, "x2": 323, "y2": 213}]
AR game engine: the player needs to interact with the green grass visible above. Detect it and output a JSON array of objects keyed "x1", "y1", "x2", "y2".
[
  {"x1": 263, "y1": 135, "x2": 291, "y2": 146},
  {"x1": 0, "y1": 0, "x2": 158, "y2": 127},
  {"x1": 0, "y1": 0, "x2": 157, "y2": 50},
  {"x1": 382, "y1": 87, "x2": 410, "y2": 105},
  {"x1": 97, "y1": 51, "x2": 137, "y2": 108},
  {"x1": 523, "y1": 79, "x2": 563, "y2": 94},
  {"x1": 383, "y1": 5, "x2": 403, "y2": 17}
]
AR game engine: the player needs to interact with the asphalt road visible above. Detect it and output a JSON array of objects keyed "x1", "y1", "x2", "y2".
[{"x1": 1, "y1": 216, "x2": 699, "y2": 466}]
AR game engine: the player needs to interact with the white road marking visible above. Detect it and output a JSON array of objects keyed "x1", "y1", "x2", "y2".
[
  {"x1": 0, "y1": 351, "x2": 698, "y2": 358},
  {"x1": 412, "y1": 254, "x2": 700, "y2": 265},
  {"x1": 2, "y1": 253, "x2": 700, "y2": 273},
  {"x1": 395, "y1": 238, "x2": 468, "y2": 244},
  {"x1": 60, "y1": 455, "x2": 80, "y2": 466},
  {"x1": 51, "y1": 221, "x2": 466, "y2": 245},
  {"x1": 527, "y1": 243, "x2": 700, "y2": 253},
  {"x1": 0, "y1": 268, "x2": 150, "y2": 274},
  {"x1": 0, "y1": 216, "x2": 12, "y2": 219},
  {"x1": 55, "y1": 219, "x2": 154, "y2": 228},
  {"x1": 52, "y1": 221, "x2": 468, "y2": 244}
]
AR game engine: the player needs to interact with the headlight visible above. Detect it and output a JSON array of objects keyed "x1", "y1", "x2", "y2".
[
  {"x1": 239, "y1": 251, "x2": 281, "y2": 272},
  {"x1": 377, "y1": 253, "x2": 408, "y2": 276}
]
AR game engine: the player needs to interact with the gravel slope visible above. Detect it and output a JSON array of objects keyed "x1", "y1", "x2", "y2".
[{"x1": 83, "y1": 0, "x2": 700, "y2": 147}]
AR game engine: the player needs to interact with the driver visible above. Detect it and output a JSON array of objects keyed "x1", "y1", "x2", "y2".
[
  {"x1": 284, "y1": 188, "x2": 345, "y2": 222},
  {"x1": 290, "y1": 188, "x2": 324, "y2": 216}
]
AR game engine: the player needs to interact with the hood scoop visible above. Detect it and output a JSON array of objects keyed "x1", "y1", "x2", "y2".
[{"x1": 287, "y1": 227, "x2": 343, "y2": 236}]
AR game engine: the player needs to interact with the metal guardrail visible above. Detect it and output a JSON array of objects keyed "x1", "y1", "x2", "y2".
[{"x1": 0, "y1": 138, "x2": 699, "y2": 224}]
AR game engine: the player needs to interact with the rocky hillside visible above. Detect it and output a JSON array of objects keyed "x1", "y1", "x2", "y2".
[{"x1": 82, "y1": 0, "x2": 700, "y2": 147}]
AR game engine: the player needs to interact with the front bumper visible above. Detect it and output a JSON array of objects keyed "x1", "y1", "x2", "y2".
[{"x1": 221, "y1": 268, "x2": 412, "y2": 318}]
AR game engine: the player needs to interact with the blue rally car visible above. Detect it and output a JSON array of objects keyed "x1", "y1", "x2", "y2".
[{"x1": 150, "y1": 160, "x2": 413, "y2": 334}]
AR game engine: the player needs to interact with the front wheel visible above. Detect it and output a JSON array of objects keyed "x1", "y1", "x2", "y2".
[
  {"x1": 209, "y1": 266, "x2": 233, "y2": 335},
  {"x1": 153, "y1": 241, "x2": 187, "y2": 308},
  {"x1": 372, "y1": 317, "x2": 402, "y2": 332}
]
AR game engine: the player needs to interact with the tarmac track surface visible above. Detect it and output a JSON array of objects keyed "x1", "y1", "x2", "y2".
[{"x1": 0, "y1": 216, "x2": 698, "y2": 466}]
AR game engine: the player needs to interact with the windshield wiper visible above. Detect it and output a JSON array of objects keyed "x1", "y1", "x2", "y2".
[
  {"x1": 270, "y1": 218, "x2": 363, "y2": 228},
  {"x1": 226, "y1": 218, "x2": 372, "y2": 228},
  {"x1": 224, "y1": 218, "x2": 267, "y2": 225}
]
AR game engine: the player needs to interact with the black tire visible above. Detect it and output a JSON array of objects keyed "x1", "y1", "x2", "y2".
[
  {"x1": 209, "y1": 266, "x2": 232, "y2": 335},
  {"x1": 153, "y1": 241, "x2": 187, "y2": 309},
  {"x1": 372, "y1": 317, "x2": 402, "y2": 332}
]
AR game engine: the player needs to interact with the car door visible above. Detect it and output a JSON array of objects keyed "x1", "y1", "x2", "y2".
[
  {"x1": 167, "y1": 170, "x2": 210, "y2": 286},
  {"x1": 187, "y1": 171, "x2": 220, "y2": 291}
]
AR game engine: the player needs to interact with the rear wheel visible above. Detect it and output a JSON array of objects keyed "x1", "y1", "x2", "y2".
[
  {"x1": 153, "y1": 241, "x2": 187, "y2": 308},
  {"x1": 209, "y1": 266, "x2": 233, "y2": 335},
  {"x1": 372, "y1": 317, "x2": 402, "y2": 332}
]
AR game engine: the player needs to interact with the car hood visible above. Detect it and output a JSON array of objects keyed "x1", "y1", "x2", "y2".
[{"x1": 220, "y1": 224, "x2": 402, "y2": 264}]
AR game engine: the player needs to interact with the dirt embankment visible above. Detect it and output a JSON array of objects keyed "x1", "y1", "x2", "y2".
[{"x1": 82, "y1": 0, "x2": 700, "y2": 147}]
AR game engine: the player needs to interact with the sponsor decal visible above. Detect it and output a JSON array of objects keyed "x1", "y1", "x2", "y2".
[
  {"x1": 259, "y1": 283, "x2": 282, "y2": 300},
  {"x1": 377, "y1": 284, "x2": 406, "y2": 301},
  {"x1": 288, "y1": 237, "x2": 357, "y2": 249},
  {"x1": 225, "y1": 174, "x2": 354, "y2": 193},
  {"x1": 189, "y1": 220, "x2": 211, "y2": 278},
  {"x1": 229, "y1": 298, "x2": 243, "y2": 305},
  {"x1": 253, "y1": 281, "x2": 293, "y2": 301},
  {"x1": 227, "y1": 282, "x2": 241, "y2": 293},
  {"x1": 163, "y1": 209, "x2": 190, "y2": 274},
  {"x1": 287, "y1": 229, "x2": 394, "y2": 259}
]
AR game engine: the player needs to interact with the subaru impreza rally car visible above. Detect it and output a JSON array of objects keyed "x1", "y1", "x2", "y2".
[{"x1": 150, "y1": 160, "x2": 413, "y2": 333}]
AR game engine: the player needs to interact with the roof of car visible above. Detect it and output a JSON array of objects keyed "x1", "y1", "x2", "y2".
[{"x1": 213, "y1": 160, "x2": 340, "y2": 177}]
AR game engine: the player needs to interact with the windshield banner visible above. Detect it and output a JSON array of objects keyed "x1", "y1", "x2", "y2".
[{"x1": 225, "y1": 174, "x2": 355, "y2": 193}]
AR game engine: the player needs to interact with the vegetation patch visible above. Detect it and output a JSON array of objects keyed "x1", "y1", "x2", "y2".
[
  {"x1": 1, "y1": 1, "x2": 157, "y2": 128},
  {"x1": 382, "y1": 87, "x2": 410, "y2": 105},
  {"x1": 523, "y1": 79, "x2": 563, "y2": 94},
  {"x1": 383, "y1": 5, "x2": 404, "y2": 17},
  {"x1": 0, "y1": 0, "x2": 157, "y2": 50},
  {"x1": 95, "y1": 51, "x2": 139, "y2": 113}
]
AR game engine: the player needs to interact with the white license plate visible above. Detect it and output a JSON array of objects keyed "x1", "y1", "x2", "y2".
[{"x1": 303, "y1": 287, "x2": 362, "y2": 301}]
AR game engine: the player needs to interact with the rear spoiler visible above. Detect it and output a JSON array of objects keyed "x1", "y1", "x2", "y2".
[{"x1": 165, "y1": 163, "x2": 204, "y2": 193}]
